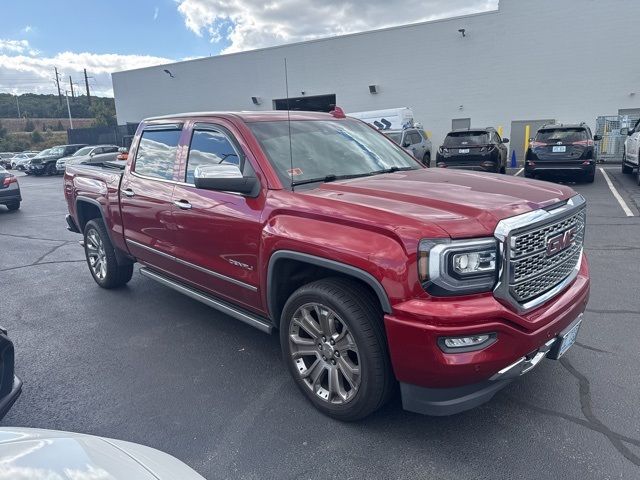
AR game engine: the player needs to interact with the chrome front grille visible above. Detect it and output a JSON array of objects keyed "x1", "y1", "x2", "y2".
[{"x1": 494, "y1": 195, "x2": 586, "y2": 312}]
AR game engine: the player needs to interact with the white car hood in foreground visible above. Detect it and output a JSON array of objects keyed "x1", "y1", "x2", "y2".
[{"x1": 0, "y1": 427, "x2": 205, "y2": 480}]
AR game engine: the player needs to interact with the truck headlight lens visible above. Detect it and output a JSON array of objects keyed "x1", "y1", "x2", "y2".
[{"x1": 418, "y1": 238, "x2": 498, "y2": 295}]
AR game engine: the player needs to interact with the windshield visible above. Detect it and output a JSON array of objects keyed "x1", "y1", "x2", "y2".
[
  {"x1": 443, "y1": 131, "x2": 490, "y2": 147},
  {"x1": 384, "y1": 132, "x2": 402, "y2": 145},
  {"x1": 249, "y1": 119, "x2": 419, "y2": 187},
  {"x1": 34, "y1": 149, "x2": 52, "y2": 158},
  {"x1": 73, "y1": 147, "x2": 93, "y2": 156},
  {"x1": 536, "y1": 128, "x2": 588, "y2": 143}
]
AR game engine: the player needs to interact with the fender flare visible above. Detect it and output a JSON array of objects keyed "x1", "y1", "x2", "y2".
[
  {"x1": 266, "y1": 250, "x2": 392, "y2": 322},
  {"x1": 75, "y1": 196, "x2": 133, "y2": 265}
]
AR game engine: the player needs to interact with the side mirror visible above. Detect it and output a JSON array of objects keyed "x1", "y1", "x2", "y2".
[
  {"x1": 402, "y1": 141, "x2": 411, "y2": 148},
  {"x1": 620, "y1": 128, "x2": 630, "y2": 136},
  {"x1": 194, "y1": 164, "x2": 259, "y2": 196},
  {"x1": 593, "y1": 135, "x2": 603, "y2": 142},
  {"x1": 90, "y1": 152, "x2": 95, "y2": 157},
  {"x1": 502, "y1": 138, "x2": 510, "y2": 144}
]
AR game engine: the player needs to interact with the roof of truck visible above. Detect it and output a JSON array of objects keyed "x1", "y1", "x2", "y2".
[{"x1": 145, "y1": 110, "x2": 343, "y2": 123}]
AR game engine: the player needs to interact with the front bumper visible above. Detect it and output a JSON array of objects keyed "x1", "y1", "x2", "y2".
[
  {"x1": 385, "y1": 254, "x2": 590, "y2": 415},
  {"x1": 27, "y1": 164, "x2": 45, "y2": 173}
]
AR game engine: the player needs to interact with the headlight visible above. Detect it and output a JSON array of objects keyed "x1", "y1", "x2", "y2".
[{"x1": 418, "y1": 238, "x2": 498, "y2": 295}]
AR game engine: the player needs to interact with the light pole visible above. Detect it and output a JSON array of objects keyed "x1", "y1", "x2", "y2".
[{"x1": 64, "y1": 90, "x2": 74, "y2": 129}]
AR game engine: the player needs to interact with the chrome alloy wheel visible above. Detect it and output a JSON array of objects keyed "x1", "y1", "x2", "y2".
[
  {"x1": 288, "y1": 303, "x2": 361, "y2": 405},
  {"x1": 86, "y1": 229, "x2": 107, "y2": 280}
]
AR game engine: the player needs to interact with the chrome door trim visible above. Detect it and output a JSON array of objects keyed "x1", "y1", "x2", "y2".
[{"x1": 126, "y1": 239, "x2": 257, "y2": 292}]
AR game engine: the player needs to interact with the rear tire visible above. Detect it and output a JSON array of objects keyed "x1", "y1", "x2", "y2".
[
  {"x1": 622, "y1": 151, "x2": 633, "y2": 174},
  {"x1": 280, "y1": 277, "x2": 394, "y2": 421},
  {"x1": 83, "y1": 219, "x2": 133, "y2": 289},
  {"x1": 585, "y1": 171, "x2": 595, "y2": 183},
  {"x1": 422, "y1": 153, "x2": 431, "y2": 168},
  {"x1": 500, "y1": 166, "x2": 506, "y2": 174},
  {"x1": 6, "y1": 201, "x2": 20, "y2": 211}
]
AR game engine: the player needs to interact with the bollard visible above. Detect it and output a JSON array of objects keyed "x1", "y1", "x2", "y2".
[{"x1": 510, "y1": 150, "x2": 517, "y2": 168}]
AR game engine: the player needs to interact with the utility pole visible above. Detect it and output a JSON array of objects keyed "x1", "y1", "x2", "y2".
[
  {"x1": 84, "y1": 69, "x2": 92, "y2": 106},
  {"x1": 54, "y1": 67, "x2": 62, "y2": 105},
  {"x1": 69, "y1": 76, "x2": 75, "y2": 99},
  {"x1": 15, "y1": 95, "x2": 20, "y2": 118},
  {"x1": 64, "y1": 90, "x2": 74, "y2": 129}
]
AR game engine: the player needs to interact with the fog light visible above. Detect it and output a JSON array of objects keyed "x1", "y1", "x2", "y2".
[{"x1": 439, "y1": 333, "x2": 496, "y2": 352}]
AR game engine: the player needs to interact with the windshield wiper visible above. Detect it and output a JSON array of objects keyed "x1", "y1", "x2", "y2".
[
  {"x1": 369, "y1": 166, "x2": 416, "y2": 176},
  {"x1": 291, "y1": 167, "x2": 416, "y2": 187}
]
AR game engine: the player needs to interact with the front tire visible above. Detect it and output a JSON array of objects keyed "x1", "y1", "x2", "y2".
[
  {"x1": 422, "y1": 153, "x2": 431, "y2": 168},
  {"x1": 45, "y1": 163, "x2": 57, "y2": 176},
  {"x1": 585, "y1": 170, "x2": 595, "y2": 183},
  {"x1": 83, "y1": 219, "x2": 133, "y2": 289},
  {"x1": 280, "y1": 278, "x2": 394, "y2": 421}
]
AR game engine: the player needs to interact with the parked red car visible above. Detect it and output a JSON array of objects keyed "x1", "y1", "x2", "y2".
[{"x1": 63, "y1": 111, "x2": 589, "y2": 420}]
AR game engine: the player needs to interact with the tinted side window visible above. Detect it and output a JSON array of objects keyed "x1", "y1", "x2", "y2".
[
  {"x1": 134, "y1": 129, "x2": 181, "y2": 181},
  {"x1": 410, "y1": 132, "x2": 422, "y2": 144},
  {"x1": 104, "y1": 146, "x2": 118, "y2": 153},
  {"x1": 185, "y1": 129, "x2": 242, "y2": 184}
]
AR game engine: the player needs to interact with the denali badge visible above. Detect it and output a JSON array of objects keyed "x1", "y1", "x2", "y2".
[{"x1": 546, "y1": 227, "x2": 577, "y2": 256}]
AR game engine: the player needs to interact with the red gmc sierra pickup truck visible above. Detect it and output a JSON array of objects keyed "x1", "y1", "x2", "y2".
[{"x1": 64, "y1": 110, "x2": 589, "y2": 421}]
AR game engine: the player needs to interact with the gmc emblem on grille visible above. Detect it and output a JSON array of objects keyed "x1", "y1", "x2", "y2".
[{"x1": 546, "y1": 227, "x2": 577, "y2": 256}]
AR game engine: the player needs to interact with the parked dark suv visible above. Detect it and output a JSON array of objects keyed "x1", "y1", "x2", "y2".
[
  {"x1": 27, "y1": 144, "x2": 87, "y2": 176},
  {"x1": 525, "y1": 124, "x2": 601, "y2": 183},
  {"x1": 436, "y1": 128, "x2": 509, "y2": 173}
]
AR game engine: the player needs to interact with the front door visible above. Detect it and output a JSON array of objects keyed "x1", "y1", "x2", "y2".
[
  {"x1": 120, "y1": 125, "x2": 183, "y2": 272},
  {"x1": 170, "y1": 121, "x2": 265, "y2": 313}
]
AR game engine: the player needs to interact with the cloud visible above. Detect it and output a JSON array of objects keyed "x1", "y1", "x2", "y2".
[
  {"x1": 153, "y1": 6, "x2": 159, "y2": 20},
  {"x1": 0, "y1": 39, "x2": 172, "y2": 96},
  {"x1": 176, "y1": 0, "x2": 499, "y2": 53},
  {"x1": 22, "y1": 25, "x2": 33, "y2": 34}
]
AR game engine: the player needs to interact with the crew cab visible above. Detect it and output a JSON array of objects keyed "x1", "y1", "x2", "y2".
[{"x1": 64, "y1": 110, "x2": 590, "y2": 420}]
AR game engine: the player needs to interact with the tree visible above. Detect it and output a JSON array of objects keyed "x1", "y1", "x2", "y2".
[
  {"x1": 0, "y1": 121, "x2": 6, "y2": 139},
  {"x1": 91, "y1": 101, "x2": 117, "y2": 127},
  {"x1": 31, "y1": 130, "x2": 43, "y2": 143},
  {"x1": 24, "y1": 119, "x2": 35, "y2": 132}
]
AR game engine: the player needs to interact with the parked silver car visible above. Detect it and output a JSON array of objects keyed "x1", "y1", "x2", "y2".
[
  {"x1": 9, "y1": 151, "x2": 38, "y2": 170},
  {"x1": 56, "y1": 144, "x2": 119, "y2": 173},
  {"x1": 0, "y1": 427, "x2": 206, "y2": 479},
  {"x1": 384, "y1": 127, "x2": 433, "y2": 167}
]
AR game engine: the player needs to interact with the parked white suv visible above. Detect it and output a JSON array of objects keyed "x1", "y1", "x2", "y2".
[{"x1": 622, "y1": 118, "x2": 640, "y2": 184}]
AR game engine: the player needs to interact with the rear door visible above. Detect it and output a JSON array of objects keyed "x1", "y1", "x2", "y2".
[
  {"x1": 120, "y1": 124, "x2": 183, "y2": 272},
  {"x1": 170, "y1": 120, "x2": 265, "y2": 312}
]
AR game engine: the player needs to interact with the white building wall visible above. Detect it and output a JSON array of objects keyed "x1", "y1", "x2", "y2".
[{"x1": 112, "y1": 0, "x2": 640, "y2": 147}]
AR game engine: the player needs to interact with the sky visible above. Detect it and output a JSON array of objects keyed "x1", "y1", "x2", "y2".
[{"x1": 0, "y1": 0, "x2": 498, "y2": 97}]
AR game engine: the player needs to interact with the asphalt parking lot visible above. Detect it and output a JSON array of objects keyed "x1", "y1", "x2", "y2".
[{"x1": 1, "y1": 167, "x2": 639, "y2": 480}]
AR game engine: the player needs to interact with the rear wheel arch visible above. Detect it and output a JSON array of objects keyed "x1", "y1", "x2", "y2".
[
  {"x1": 266, "y1": 251, "x2": 392, "y2": 327},
  {"x1": 76, "y1": 197, "x2": 133, "y2": 266}
]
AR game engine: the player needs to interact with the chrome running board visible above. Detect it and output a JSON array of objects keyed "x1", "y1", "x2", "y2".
[{"x1": 139, "y1": 267, "x2": 273, "y2": 334}]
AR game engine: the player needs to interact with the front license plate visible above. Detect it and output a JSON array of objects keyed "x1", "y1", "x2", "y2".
[
  {"x1": 459, "y1": 148, "x2": 470, "y2": 154},
  {"x1": 556, "y1": 319, "x2": 582, "y2": 358},
  {"x1": 552, "y1": 146, "x2": 567, "y2": 153}
]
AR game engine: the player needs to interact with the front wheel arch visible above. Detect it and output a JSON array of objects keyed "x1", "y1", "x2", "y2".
[{"x1": 266, "y1": 251, "x2": 392, "y2": 326}]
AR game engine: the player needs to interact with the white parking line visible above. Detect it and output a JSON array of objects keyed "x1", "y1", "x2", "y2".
[
  {"x1": 515, "y1": 168, "x2": 524, "y2": 176},
  {"x1": 599, "y1": 168, "x2": 634, "y2": 217}
]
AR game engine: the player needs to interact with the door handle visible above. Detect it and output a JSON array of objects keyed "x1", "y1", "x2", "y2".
[
  {"x1": 122, "y1": 188, "x2": 135, "y2": 197},
  {"x1": 173, "y1": 199, "x2": 192, "y2": 210}
]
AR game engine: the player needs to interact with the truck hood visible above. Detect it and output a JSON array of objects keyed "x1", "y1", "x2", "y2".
[{"x1": 304, "y1": 168, "x2": 575, "y2": 238}]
